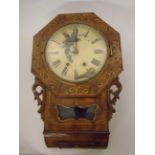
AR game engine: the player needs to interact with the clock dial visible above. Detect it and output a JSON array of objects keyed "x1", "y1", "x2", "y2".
[{"x1": 45, "y1": 24, "x2": 108, "y2": 83}]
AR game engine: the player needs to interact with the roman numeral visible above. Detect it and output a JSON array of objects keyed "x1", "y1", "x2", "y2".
[
  {"x1": 52, "y1": 59, "x2": 61, "y2": 68},
  {"x1": 91, "y1": 38, "x2": 99, "y2": 44},
  {"x1": 91, "y1": 58, "x2": 100, "y2": 66},
  {"x1": 61, "y1": 65, "x2": 68, "y2": 76},
  {"x1": 94, "y1": 49, "x2": 103, "y2": 54}
]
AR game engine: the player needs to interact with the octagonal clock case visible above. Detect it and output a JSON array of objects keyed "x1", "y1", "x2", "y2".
[{"x1": 31, "y1": 12, "x2": 123, "y2": 148}]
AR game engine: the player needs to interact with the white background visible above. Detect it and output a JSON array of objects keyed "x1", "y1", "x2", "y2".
[{"x1": 19, "y1": 0, "x2": 134, "y2": 155}]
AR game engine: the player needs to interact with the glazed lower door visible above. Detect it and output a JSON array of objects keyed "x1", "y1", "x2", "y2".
[{"x1": 43, "y1": 92, "x2": 110, "y2": 148}]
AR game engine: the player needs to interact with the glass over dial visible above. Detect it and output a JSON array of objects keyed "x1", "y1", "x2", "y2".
[{"x1": 45, "y1": 24, "x2": 108, "y2": 83}]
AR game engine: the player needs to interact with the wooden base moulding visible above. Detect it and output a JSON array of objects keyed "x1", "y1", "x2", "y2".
[{"x1": 44, "y1": 132, "x2": 110, "y2": 148}]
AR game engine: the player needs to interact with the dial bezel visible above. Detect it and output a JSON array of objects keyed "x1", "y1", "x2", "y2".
[{"x1": 43, "y1": 23, "x2": 110, "y2": 84}]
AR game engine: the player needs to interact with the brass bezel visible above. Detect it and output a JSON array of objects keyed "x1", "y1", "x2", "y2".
[{"x1": 42, "y1": 23, "x2": 110, "y2": 85}]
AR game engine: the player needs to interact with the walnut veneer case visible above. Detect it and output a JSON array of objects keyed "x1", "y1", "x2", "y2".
[{"x1": 31, "y1": 12, "x2": 123, "y2": 148}]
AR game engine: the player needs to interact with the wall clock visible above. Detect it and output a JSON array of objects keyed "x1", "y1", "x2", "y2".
[{"x1": 31, "y1": 12, "x2": 123, "y2": 148}]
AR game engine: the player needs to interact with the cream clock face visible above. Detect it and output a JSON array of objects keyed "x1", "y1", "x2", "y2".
[{"x1": 45, "y1": 24, "x2": 108, "y2": 83}]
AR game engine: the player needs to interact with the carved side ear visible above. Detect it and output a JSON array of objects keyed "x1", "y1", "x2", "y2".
[
  {"x1": 108, "y1": 77, "x2": 122, "y2": 119},
  {"x1": 32, "y1": 78, "x2": 45, "y2": 120}
]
